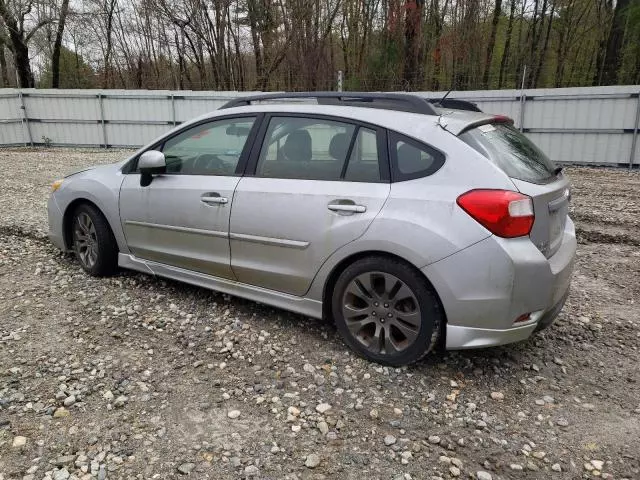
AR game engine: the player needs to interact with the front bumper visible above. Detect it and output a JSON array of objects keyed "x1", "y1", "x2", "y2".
[
  {"x1": 47, "y1": 194, "x2": 67, "y2": 251},
  {"x1": 423, "y1": 218, "x2": 576, "y2": 350}
]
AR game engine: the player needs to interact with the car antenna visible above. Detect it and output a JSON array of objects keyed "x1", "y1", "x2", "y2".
[
  {"x1": 435, "y1": 89, "x2": 453, "y2": 129},
  {"x1": 435, "y1": 89, "x2": 452, "y2": 107}
]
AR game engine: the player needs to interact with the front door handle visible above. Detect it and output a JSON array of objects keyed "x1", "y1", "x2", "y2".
[
  {"x1": 328, "y1": 203, "x2": 366, "y2": 213},
  {"x1": 201, "y1": 193, "x2": 228, "y2": 205}
]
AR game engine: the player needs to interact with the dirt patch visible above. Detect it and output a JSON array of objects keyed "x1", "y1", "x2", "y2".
[{"x1": 0, "y1": 151, "x2": 639, "y2": 480}]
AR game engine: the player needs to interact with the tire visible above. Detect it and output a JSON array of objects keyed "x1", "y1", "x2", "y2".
[
  {"x1": 331, "y1": 256, "x2": 443, "y2": 366},
  {"x1": 71, "y1": 203, "x2": 119, "y2": 276}
]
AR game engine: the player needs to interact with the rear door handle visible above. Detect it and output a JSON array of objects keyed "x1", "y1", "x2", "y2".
[
  {"x1": 328, "y1": 203, "x2": 366, "y2": 213},
  {"x1": 201, "y1": 193, "x2": 228, "y2": 205}
]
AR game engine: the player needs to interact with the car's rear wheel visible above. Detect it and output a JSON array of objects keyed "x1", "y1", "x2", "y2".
[
  {"x1": 71, "y1": 204, "x2": 118, "y2": 276},
  {"x1": 331, "y1": 256, "x2": 442, "y2": 366}
]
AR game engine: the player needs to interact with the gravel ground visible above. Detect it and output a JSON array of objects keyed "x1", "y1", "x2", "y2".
[{"x1": 0, "y1": 148, "x2": 639, "y2": 480}]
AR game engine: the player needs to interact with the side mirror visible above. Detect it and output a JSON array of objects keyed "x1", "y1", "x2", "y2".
[{"x1": 138, "y1": 150, "x2": 166, "y2": 187}]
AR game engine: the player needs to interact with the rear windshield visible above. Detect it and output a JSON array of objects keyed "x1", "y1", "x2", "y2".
[{"x1": 461, "y1": 123, "x2": 557, "y2": 183}]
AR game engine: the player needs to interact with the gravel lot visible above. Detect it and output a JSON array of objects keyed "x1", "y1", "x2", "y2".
[{"x1": 1, "y1": 148, "x2": 639, "y2": 480}]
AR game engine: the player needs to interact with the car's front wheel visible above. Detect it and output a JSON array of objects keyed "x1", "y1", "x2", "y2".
[
  {"x1": 71, "y1": 203, "x2": 118, "y2": 276},
  {"x1": 332, "y1": 256, "x2": 443, "y2": 366}
]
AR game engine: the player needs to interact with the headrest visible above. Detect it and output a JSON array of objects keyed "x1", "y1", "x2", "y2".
[
  {"x1": 329, "y1": 133, "x2": 350, "y2": 161},
  {"x1": 282, "y1": 130, "x2": 312, "y2": 161}
]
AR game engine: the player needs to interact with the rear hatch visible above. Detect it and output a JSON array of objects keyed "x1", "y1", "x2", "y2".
[{"x1": 460, "y1": 122, "x2": 570, "y2": 258}]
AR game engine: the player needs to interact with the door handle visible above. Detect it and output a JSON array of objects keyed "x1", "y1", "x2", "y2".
[
  {"x1": 328, "y1": 203, "x2": 366, "y2": 213},
  {"x1": 201, "y1": 194, "x2": 228, "y2": 205}
]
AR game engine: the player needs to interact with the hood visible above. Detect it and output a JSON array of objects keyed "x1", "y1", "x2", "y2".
[{"x1": 65, "y1": 166, "x2": 97, "y2": 178}]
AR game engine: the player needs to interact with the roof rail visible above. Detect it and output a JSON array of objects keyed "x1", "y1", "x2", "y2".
[
  {"x1": 427, "y1": 98, "x2": 482, "y2": 112},
  {"x1": 219, "y1": 92, "x2": 441, "y2": 116}
]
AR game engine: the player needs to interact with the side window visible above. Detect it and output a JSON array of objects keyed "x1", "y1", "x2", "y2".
[
  {"x1": 158, "y1": 117, "x2": 256, "y2": 175},
  {"x1": 344, "y1": 128, "x2": 380, "y2": 182},
  {"x1": 256, "y1": 117, "x2": 355, "y2": 181},
  {"x1": 389, "y1": 131, "x2": 445, "y2": 181}
]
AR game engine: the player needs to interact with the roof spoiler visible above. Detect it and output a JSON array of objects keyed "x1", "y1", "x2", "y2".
[
  {"x1": 454, "y1": 115, "x2": 515, "y2": 136},
  {"x1": 427, "y1": 98, "x2": 482, "y2": 112}
]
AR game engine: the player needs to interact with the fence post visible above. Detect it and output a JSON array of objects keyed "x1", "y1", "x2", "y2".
[
  {"x1": 98, "y1": 93, "x2": 108, "y2": 148},
  {"x1": 17, "y1": 88, "x2": 33, "y2": 147},
  {"x1": 630, "y1": 92, "x2": 640, "y2": 169},
  {"x1": 171, "y1": 94, "x2": 177, "y2": 126}
]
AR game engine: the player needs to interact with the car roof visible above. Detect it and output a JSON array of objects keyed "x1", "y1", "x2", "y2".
[{"x1": 199, "y1": 103, "x2": 497, "y2": 138}]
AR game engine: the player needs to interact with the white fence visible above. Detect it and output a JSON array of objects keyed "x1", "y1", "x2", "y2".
[{"x1": 1, "y1": 86, "x2": 639, "y2": 167}]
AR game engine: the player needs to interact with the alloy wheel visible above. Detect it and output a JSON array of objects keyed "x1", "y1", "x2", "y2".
[
  {"x1": 341, "y1": 271, "x2": 422, "y2": 355},
  {"x1": 73, "y1": 212, "x2": 98, "y2": 269}
]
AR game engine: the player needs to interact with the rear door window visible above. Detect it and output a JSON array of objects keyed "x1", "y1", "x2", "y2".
[
  {"x1": 256, "y1": 117, "x2": 356, "y2": 181},
  {"x1": 255, "y1": 116, "x2": 392, "y2": 182},
  {"x1": 461, "y1": 123, "x2": 558, "y2": 183},
  {"x1": 344, "y1": 128, "x2": 381, "y2": 182}
]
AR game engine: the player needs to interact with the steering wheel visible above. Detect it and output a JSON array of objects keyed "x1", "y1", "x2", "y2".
[{"x1": 193, "y1": 154, "x2": 226, "y2": 173}]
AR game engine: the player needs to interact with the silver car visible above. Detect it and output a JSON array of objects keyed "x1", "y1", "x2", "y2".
[{"x1": 47, "y1": 93, "x2": 576, "y2": 366}]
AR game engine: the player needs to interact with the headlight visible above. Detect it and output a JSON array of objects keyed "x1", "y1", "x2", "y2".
[{"x1": 51, "y1": 179, "x2": 64, "y2": 192}]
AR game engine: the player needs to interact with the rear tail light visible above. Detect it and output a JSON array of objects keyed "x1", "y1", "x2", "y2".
[{"x1": 456, "y1": 189, "x2": 534, "y2": 238}]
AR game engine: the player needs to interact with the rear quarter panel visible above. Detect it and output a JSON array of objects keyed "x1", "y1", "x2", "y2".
[{"x1": 306, "y1": 128, "x2": 518, "y2": 301}]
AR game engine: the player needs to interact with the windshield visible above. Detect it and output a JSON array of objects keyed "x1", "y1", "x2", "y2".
[{"x1": 461, "y1": 123, "x2": 557, "y2": 183}]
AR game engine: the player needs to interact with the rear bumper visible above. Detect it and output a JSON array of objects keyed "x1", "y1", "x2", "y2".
[
  {"x1": 445, "y1": 290, "x2": 569, "y2": 349},
  {"x1": 423, "y1": 218, "x2": 576, "y2": 350}
]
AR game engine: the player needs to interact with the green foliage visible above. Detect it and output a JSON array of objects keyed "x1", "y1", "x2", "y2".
[
  {"x1": 363, "y1": 34, "x2": 404, "y2": 90},
  {"x1": 618, "y1": 2, "x2": 640, "y2": 84},
  {"x1": 39, "y1": 47, "x2": 97, "y2": 89}
]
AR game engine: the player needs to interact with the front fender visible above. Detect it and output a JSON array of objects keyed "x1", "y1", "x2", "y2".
[{"x1": 53, "y1": 168, "x2": 128, "y2": 253}]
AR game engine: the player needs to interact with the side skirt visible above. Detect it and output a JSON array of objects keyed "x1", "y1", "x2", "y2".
[{"x1": 118, "y1": 253, "x2": 323, "y2": 319}]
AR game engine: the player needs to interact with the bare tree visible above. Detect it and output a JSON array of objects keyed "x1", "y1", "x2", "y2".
[
  {"x1": 598, "y1": 0, "x2": 630, "y2": 84},
  {"x1": 0, "y1": 0, "x2": 53, "y2": 87},
  {"x1": 50, "y1": 0, "x2": 68, "y2": 87},
  {"x1": 0, "y1": 0, "x2": 636, "y2": 93},
  {"x1": 482, "y1": 0, "x2": 502, "y2": 89},
  {"x1": 403, "y1": 0, "x2": 424, "y2": 89},
  {"x1": 498, "y1": 0, "x2": 515, "y2": 88},
  {"x1": 0, "y1": 19, "x2": 11, "y2": 85}
]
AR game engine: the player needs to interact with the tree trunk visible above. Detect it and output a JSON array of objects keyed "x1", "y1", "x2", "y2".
[
  {"x1": 513, "y1": 0, "x2": 528, "y2": 87},
  {"x1": 526, "y1": 0, "x2": 546, "y2": 87},
  {"x1": 532, "y1": 2, "x2": 554, "y2": 87},
  {"x1": 403, "y1": 0, "x2": 424, "y2": 90},
  {"x1": 0, "y1": 0, "x2": 35, "y2": 87},
  {"x1": 102, "y1": 0, "x2": 117, "y2": 89},
  {"x1": 592, "y1": 0, "x2": 613, "y2": 85},
  {"x1": 498, "y1": 0, "x2": 516, "y2": 88},
  {"x1": 12, "y1": 36, "x2": 34, "y2": 87},
  {"x1": 0, "y1": 37, "x2": 9, "y2": 86},
  {"x1": 51, "y1": 0, "x2": 70, "y2": 88},
  {"x1": 600, "y1": 0, "x2": 629, "y2": 85},
  {"x1": 482, "y1": 0, "x2": 502, "y2": 89},
  {"x1": 246, "y1": 0, "x2": 264, "y2": 89}
]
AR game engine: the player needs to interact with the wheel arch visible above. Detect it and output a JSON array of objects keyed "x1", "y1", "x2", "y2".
[
  {"x1": 321, "y1": 250, "x2": 447, "y2": 329},
  {"x1": 62, "y1": 198, "x2": 115, "y2": 251}
]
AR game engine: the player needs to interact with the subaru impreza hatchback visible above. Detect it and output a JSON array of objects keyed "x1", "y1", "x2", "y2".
[{"x1": 47, "y1": 93, "x2": 576, "y2": 366}]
